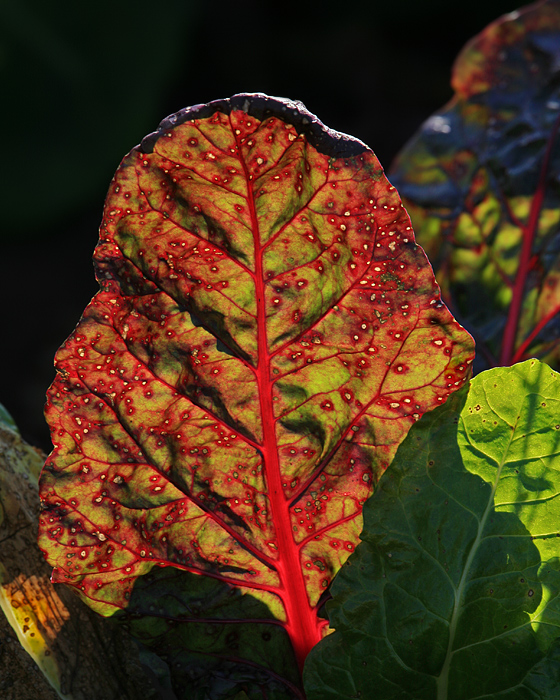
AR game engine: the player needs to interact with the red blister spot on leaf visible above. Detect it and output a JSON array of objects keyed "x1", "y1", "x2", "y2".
[{"x1": 38, "y1": 94, "x2": 474, "y2": 677}]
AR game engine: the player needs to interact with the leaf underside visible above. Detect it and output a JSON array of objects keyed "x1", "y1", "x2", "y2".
[
  {"x1": 390, "y1": 0, "x2": 560, "y2": 372},
  {"x1": 304, "y1": 359, "x2": 560, "y2": 699},
  {"x1": 38, "y1": 94, "x2": 474, "y2": 698}
]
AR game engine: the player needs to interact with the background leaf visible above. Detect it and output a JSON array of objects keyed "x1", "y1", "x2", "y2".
[
  {"x1": 304, "y1": 359, "x2": 560, "y2": 699},
  {"x1": 38, "y1": 94, "x2": 474, "y2": 698},
  {"x1": 390, "y1": 0, "x2": 560, "y2": 371},
  {"x1": 0, "y1": 401, "x2": 19, "y2": 433}
]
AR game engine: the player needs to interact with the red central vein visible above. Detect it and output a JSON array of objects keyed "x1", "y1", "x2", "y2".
[
  {"x1": 236, "y1": 125, "x2": 323, "y2": 673},
  {"x1": 500, "y1": 113, "x2": 560, "y2": 366}
]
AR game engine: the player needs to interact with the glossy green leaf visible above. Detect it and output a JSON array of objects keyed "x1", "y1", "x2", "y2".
[
  {"x1": 390, "y1": 0, "x2": 560, "y2": 371},
  {"x1": 38, "y1": 94, "x2": 474, "y2": 698},
  {"x1": 304, "y1": 359, "x2": 560, "y2": 699}
]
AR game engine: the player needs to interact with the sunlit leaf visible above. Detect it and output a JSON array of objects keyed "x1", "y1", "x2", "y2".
[
  {"x1": 304, "y1": 359, "x2": 560, "y2": 699},
  {"x1": 390, "y1": 0, "x2": 560, "y2": 371},
  {"x1": 38, "y1": 94, "x2": 474, "y2": 698}
]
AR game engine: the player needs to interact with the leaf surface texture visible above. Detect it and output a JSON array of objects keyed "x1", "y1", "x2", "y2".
[{"x1": 38, "y1": 94, "x2": 474, "y2": 697}]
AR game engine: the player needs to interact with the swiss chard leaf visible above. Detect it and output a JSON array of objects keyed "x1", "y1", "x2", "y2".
[
  {"x1": 304, "y1": 359, "x2": 560, "y2": 699},
  {"x1": 38, "y1": 94, "x2": 474, "y2": 698},
  {"x1": 390, "y1": 0, "x2": 560, "y2": 371}
]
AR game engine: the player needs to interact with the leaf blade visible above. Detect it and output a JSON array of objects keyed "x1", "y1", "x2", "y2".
[
  {"x1": 38, "y1": 94, "x2": 474, "y2": 695},
  {"x1": 304, "y1": 359, "x2": 560, "y2": 699}
]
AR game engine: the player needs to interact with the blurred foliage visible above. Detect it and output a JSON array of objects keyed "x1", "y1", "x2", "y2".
[
  {"x1": 390, "y1": 0, "x2": 560, "y2": 372},
  {"x1": 0, "y1": 401, "x2": 18, "y2": 432}
]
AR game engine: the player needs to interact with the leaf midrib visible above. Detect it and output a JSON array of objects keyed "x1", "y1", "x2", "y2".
[
  {"x1": 436, "y1": 407, "x2": 517, "y2": 700},
  {"x1": 231, "y1": 113, "x2": 324, "y2": 671}
]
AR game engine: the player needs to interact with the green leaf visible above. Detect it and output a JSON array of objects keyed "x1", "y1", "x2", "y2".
[
  {"x1": 304, "y1": 359, "x2": 560, "y2": 699},
  {"x1": 390, "y1": 0, "x2": 560, "y2": 371},
  {"x1": 0, "y1": 401, "x2": 19, "y2": 433}
]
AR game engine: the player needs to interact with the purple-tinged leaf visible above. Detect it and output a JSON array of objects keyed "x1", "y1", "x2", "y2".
[
  {"x1": 390, "y1": 0, "x2": 560, "y2": 371},
  {"x1": 38, "y1": 94, "x2": 474, "y2": 697}
]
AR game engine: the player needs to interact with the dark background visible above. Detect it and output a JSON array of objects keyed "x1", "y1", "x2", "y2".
[{"x1": 1, "y1": 0, "x2": 526, "y2": 453}]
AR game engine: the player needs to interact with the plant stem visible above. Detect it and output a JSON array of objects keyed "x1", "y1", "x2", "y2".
[
  {"x1": 240, "y1": 127, "x2": 323, "y2": 674},
  {"x1": 499, "y1": 114, "x2": 560, "y2": 366},
  {"x1": 436, "y1": 418, "x2": 516, "y2": 698}
]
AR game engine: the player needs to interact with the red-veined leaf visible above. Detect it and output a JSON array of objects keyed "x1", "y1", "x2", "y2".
[
  {"x1": 390, "y1": 0, "x2": 560, "y2": 371},
  {"x1": 38, "y1": 94, "x2": 474, "y2": 698}
]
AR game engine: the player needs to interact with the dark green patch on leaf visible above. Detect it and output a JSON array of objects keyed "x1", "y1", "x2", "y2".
[{"x1": 116, "y1": 567, "x2": 301, "y2": 700}]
